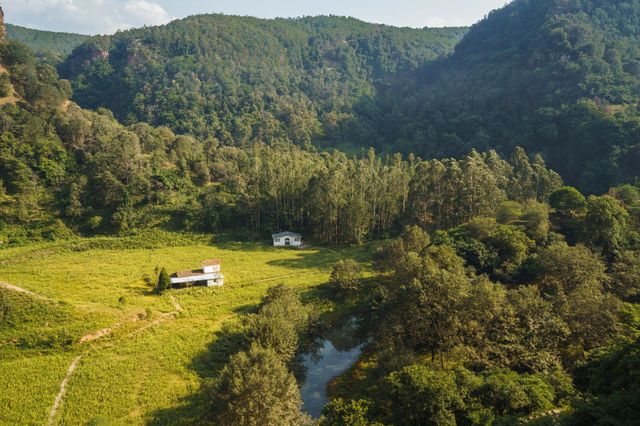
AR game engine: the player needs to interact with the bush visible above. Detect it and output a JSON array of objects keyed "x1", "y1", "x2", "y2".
[
  {"x1": 155, "y1": 268, "x2": 171, "y2": 294},
  {"x1": 0, "y1": 291, "x2": 12, "y2": 324},
  {"x1": 329, "y1": 259, "x2": 361, "y2": 299},
  {"x1": 86, "y1": 215, "x2": 103, "y2": 231},
  {"x1": 320, "y1": 398, "x2": 382, "y2": 426}
]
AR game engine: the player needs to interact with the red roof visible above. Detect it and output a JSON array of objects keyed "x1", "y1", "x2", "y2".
[{"x1": 202, "y1": 259, "x2": 221, "y2": 266}]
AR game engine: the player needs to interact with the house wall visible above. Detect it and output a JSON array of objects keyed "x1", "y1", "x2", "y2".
[
  {"x1": 273, "y1": 236, "x2": 302, "y2": 247},
  {"x1": 203, "y1": 264, "x2": 221, "y2": 273},
  {"x1": 206, "y1": 278, "x2": 224, "y2": 287}
]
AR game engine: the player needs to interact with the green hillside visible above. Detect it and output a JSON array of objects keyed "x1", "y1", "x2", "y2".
[
  {"x1": 360, "y1": 0, "x2": 640, "y2": 193},
  {"x1": 0, "y1": 233, "x2": 373, "y2": 424},
  {"x1": 6, "y1": 23, "x2": 88, "y2": 63},
  {"x1": 59, "y1": 14, "x2": 466, "y2": 142}
]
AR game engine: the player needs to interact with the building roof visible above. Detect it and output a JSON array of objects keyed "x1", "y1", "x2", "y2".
[
  {"x1": 272, "y1": 231, "x2": 302, "y2": 239},
  {"x1": 174, "y1": 269, "x2": 205, "y2": 278},
  {"x1": 202, "y1": 259, "x2": 221, "y2": 266},
  {"x1": 170, "y1": 271, "x2": 223, "y2": 283}
]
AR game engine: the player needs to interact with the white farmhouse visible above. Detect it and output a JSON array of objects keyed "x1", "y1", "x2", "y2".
[
  {"x1": 272, "y1": 231, "x2": 303, "y2": 247},
  {"x1": 170, "y1": 259, "x2": 224, "y2": 288}
]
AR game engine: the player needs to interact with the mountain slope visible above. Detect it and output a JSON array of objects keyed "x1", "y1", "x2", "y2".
[
  {"x1": 6, "y1": 23, "x2": 88, "y2": 63},
  {"x1": 60, "y1": 14, "x2": 466, "y2": 143},
  {"x1": 363, "y1": 0, "x2": 640, "y2": 192}
]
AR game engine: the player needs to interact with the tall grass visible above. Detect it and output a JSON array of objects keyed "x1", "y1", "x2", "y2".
[{"x1": 0, "y1": 232, "x2": 374, "y2": 424}]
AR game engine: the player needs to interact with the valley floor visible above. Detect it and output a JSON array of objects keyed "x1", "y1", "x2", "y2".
[{"x1": 0, "y1": 233, "x2": 373, "y2": 425}]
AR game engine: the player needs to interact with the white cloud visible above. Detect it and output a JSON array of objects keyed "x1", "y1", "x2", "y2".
[
  {"x1": 4, "y1": 0, "x2": 173, "y2": 34},
  {"x1": 122, "y1": 0, "x2": 171, "y2": 26}
]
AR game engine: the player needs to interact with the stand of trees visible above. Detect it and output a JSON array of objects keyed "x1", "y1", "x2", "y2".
[
  {"x1": 209, "y1": 285, "x2": 315, "y2": 426},
  {"x1": 327, "y1": 185, "x2": 640, "y2": 424}
]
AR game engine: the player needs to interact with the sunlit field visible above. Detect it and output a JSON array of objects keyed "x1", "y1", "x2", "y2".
[{"x1": 0, "y1": 232, "x2": 374, "y2": 425}]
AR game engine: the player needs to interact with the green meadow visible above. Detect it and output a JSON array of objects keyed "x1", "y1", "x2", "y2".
[{"x1": 0, "y1": 232, "x2": 374, "y2": 425}]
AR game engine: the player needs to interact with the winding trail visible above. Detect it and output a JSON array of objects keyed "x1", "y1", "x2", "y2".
[
  {"x1": 45, "y1": 293, "x2": 185, "y2": 425},
  {"x1": 0, "y1": 281, "x2": 49, "y2": 300},
  {"x1": 48, "y1": 355, "x2": 84, "y2": 426}
]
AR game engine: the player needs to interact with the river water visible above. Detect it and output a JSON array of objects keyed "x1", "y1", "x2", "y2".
[{"x1": 299, "y1": 318, "x2": 363, "y2": 418}]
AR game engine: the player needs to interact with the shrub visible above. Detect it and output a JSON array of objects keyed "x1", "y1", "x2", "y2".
[
  {"x1": 155, "y1": 267, "x2": 171, "y2": 294},
  {"x1": 329, "y1": 259, "x2": 361, "y2": 299},
  {"x1": 320, "y1": 398, "x2": 382, "y2": 426}
]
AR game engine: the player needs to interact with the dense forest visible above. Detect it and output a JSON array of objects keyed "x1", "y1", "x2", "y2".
[
  {"x1": 59, "y1": 15, "x2": 466, "y2": 144},
  {"x1": 205, "y1": 186, "x2": 640, "y2": 424},
  {"x1": 0, "y1": 33, "x2": 563, "y2": 246},
  {"x1": 323, "y1": 199, "x2": 640, "y2": 425},
  {"x1": 360, "y1": 0, "x2": 640, "y2": 193},
  {"x1": 60, "y1": 1, "x2": 640, "y2": 194},
  {"x1": 5, "y1": 23, "x2": 88, "y2": 63}
]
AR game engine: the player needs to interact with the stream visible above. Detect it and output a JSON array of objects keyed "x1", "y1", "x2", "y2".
[{"x1": 300, "y1": 317, "x2": 363, "y2": 418}]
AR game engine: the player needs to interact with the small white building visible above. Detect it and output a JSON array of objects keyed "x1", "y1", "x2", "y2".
[
  {"x1": 170, "y1": 259, "x2": 224, "y2": 288},
  {"x1": 272, "y1": 231, "x2": 303, "y2": 247}
]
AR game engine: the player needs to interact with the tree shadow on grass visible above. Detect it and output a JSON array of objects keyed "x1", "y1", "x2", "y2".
[
  {"x1": 265, "y1": 244, "x2": 376, "y2": 271},
  {"x1": 147, "y1": 321, "x2": 248, "y2": 425}
]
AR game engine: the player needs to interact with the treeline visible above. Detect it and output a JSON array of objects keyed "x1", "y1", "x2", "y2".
[
  {"x1": 55, "y1": 2, "x2": 640, "y2": 194},
  {"x1": 324, "y1": 182, "x2": 640, "y2": 424}
]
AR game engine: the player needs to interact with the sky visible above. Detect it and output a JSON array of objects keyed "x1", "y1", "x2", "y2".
[{"x1": 2, "y1": 0, "x2": 511, "y2": 35}]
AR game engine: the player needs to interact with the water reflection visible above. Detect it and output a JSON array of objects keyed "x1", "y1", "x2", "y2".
[{"x1": 300, "y1": 317, "x2": 363, "y2": 418}]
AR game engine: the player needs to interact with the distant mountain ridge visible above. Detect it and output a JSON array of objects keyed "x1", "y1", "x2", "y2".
[
  {"x1": 5, "y1": 23, "x2": 88, "y2": 63},
  {"x1": 59, "y1": 14, "x2": 467, "y2": 144}
]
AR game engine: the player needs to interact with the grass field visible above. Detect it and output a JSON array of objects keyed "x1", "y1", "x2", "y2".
[{"x1": 0, "y1": 232, "x2": 375, "y2": 425}]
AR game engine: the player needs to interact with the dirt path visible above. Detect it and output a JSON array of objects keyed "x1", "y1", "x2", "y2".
[
  {"x1": 0, "y1": 281, "x2": 50, "y2": 300},
  {"x1": 78, "y1": 326, "x2": 115, "y2": 344},
  {"x1": 170, "y1": 294, "x2": 182, "y2": 312},
  {"x1": 47, "y1": 297, "x2": 184, "y2": 425},
  {"x1": 48, "y1": 355, "x2": 84, "y2": 426}
]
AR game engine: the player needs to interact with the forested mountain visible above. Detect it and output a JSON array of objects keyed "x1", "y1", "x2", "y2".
[
  {"x1": 0, "y1": 26, "x2": 563, "y2": 246},
  {"x1": 363, "y1": 0, "x2": 640, "y2": 193},
  {"x1": 59, "y1": 14, "x2": 466, "y2": 144},
  {"x1": 6, "y1": 23, "x2": 88, "y2": 63},
  {"x1": 60, "y1": 3, "x2": 640, "y2": 194}
]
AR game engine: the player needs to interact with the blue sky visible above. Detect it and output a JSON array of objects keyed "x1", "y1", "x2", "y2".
[{"x1": 2, "y1": 0, "x2": 510, "y2": 35}]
